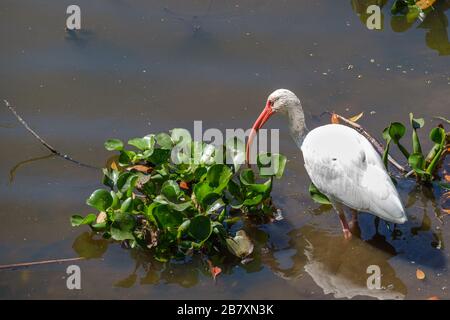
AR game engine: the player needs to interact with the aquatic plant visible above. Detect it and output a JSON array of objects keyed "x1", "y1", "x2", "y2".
[
  {"x1": 71, "y1": 129, "x2": 286, "y2": 262},
  {"x1": 382, "y1": 113, "x2": 448, "y2": 183}
]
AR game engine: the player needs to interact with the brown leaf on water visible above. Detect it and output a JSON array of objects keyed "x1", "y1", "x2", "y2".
[
  {"x1": 331, "y1": 113, "x2": 339, "y2": 124},
  {"x1": 96, "y1": 211, "x2": 107, "y2": 224},
  {"x1": 127, "y1": 165, "x2": 152, "y2": 174},
  {"x1": 416, "y1": 269, "x2": 426, "y2": 280},
  {"x1": 348, "y1": 112, "x2": 364, "y2": 123},
  {"x1": 416, "y1": 0, "x2": 436, "y2": 10},
  {"x1": 427, "y1": 296, "x2": 440, "y2": 300},
  {"x1": 179, "y1": 181, "x2": 189, "y2": 190},
  {"x1": 110, "y1": 160, "x2": 119, "y2": 171}
]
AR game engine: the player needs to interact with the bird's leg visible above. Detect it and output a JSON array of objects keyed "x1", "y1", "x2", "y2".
[
  {"x1": 332, "y1": 201, "x2": 352, "y2": 240},
  {"x1": 349, "y1": 209, "x2": 359, "y2": 229}
]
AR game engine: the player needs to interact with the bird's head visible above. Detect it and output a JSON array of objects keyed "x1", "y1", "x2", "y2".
[{"x1": 245, "y1": 89, "x2": 302, "y2": 164}]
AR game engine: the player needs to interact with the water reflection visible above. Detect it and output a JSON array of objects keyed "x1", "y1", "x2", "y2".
[
  {"x1": 351, "y1": 0, "x2": 450, "y2": 55},
  {"x1": 72, "y1": 177, "x2": 446, "y2": 299}
]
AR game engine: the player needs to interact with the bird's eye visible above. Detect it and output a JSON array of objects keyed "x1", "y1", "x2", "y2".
[{"x1": 332, "y1": 158, "x2": 337, "y2": 161}]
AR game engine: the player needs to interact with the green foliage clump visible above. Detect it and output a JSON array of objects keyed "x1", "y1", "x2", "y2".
[
  {"x1": 382, "y1": 113, "x2": 448, "y2": 183},
  {"x1": 71, "y1": 129, "x2": 286, "y2": 262}
]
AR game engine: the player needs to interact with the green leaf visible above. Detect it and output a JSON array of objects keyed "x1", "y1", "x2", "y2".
[
  {"x1": 409, "y1": 113, "x2": 424, "y2": 155},
  {"x1": 154, "y1": 195, "x2": 192, "y2": 212},
  {"x1": 240, "y1": 168, "x2": 255, "y2": 185},
  {"x1": 193, "y1": 182, "x2": 213, "y2": 206},
  {"x1": 156, "y1": 132, "x2": 173, "y2": 149},
  {"x1": 120, "y1": 197, "x2": 133, "y2": 213},
  {"x1": 148, "y1": 148, "x2": 171, "y2": 165},
  {"x1": 382, "y1": 127, "x2": 391, "y2": 141},
  {"x1": 309, "y1": 183, "x2": 331, "y2": 205},
  {"x1": 161, "y1": 180, "x2": 182, "y2": 201},
  {"x1": 389, "y1": 122, "x2": 406, "y2": 143},
  {"x1": 410, "y1": 113, "x2": 425, "y2": 129},
  {"x1": 71, "y1": 214, "x2": 96, "y2": 227},
  {"x1": 86, "y1": 189, "x2": 113, "y2": 211},
  {"x1": 406, "y1": 5, "x2": 421, "y2": 23},
  {"x1": 111, "y1": 213, "x2": 135, "y2": 241},
  {"x1": 225, "y1": 230, "x2": 254, "y2": 258},
  {"x1": 128, "y1": 135, "x2": 155, "y2": 151},
  {"x1": 171, "y1": 128, "x2": 192, "y2": 146},
  {"x1": 430, "y1": 127, "x2": 445, "y2": 145},
  {"x1": 408, "y1": 152, "x2": 424, "y2": 169},
  {"x1": 104, "y1": 139, "x2": 123, "y2": 151},
  {"x1": 102, "y1": 168, "x2": 119, "y2": 189},
  {"x1": 188, "y1": 216, "x2": 212, "y2": 242},
  {"x1": 177, "y1": 220, "x2": 191, "y2": 239},
  {"x1": 200, "y1": 144, "x2": 217, "y2": 165},
  {"x1": 117, "y1": 172, "x2": 139, "y2": 197},
  {"x1": 153, "y1": 205, "x2": 183, "y2": 230},
  {"x1": 257, "y1": 153, "x2": 287, "y2": 178},
  {"x1": 239, "y1": 169, "x2": 272, "y2": 193},
  {"x1": 225, "y1": 137, "x2": 245, "y2": 171},
  {"x1": 202, "y1": 193, "x2": 225, "y2": 213},
  {"x1": 207, "y1": 164, "x2": 233, "y2": 193},
  {"x1": 118, "y1": 150, "x2": 136, "y2": 166},
  {"x1": 242, "y1": 194, "x2": 264, "y2": 206}
]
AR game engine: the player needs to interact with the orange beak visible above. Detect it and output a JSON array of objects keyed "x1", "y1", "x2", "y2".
[{"x1": 246, "y1": 100, "x2": 274, "y2": 165}]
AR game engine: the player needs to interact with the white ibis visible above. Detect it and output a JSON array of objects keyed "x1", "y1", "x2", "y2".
[{"x1": 246, "y1": 89, "x2": 407, "y2": 239}]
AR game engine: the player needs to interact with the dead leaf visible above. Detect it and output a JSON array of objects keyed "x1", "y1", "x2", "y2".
[
  {"x1": 427, "y1": 296, "x2": 440, "y2": 300},
  {"x1": 110, "y1": 160, "x2": 119, "y2": 170},
  {"x1": 179, "y1": 181, "x2": 189, "y2": 190},
  {"x1": 445, "y1": 175, "x2": 450, "y2": 182},
  {"x1": 96, "y1": 211, "x2": 107, "y2": 224},
  {"x1": 442, "y1": 209, "x2": 450, "y2": 215},
  {"x1": 416, "y1": 269, "x2": 426, "y2": 280},
  {"x1": 348, "y1": 112, "x2": 364, "y2": 123},
  {"x1": 225, "y1": 230, "x2": 254, "y2": 259},
  {"x1": 416, "y1": 0, "x2": 436, "y2": 10},
  {"x1": 331, "y1": 113, "x2": 339, "y2": 124},
  {"x1": 126, "y1": 165, "x2": 152, "y2": 174}
]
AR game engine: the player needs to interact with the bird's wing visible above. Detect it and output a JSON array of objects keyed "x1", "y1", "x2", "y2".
[{"x1": 301, "y1": 124, "x2": 406, "y2": 224}]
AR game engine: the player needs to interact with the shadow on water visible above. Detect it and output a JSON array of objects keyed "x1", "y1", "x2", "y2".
[
  {"x1": 8, "y1": 154, "x2": 55, "y2": 183},
  {"x1": 351, "y1": 0, "x2": 450, "y2": 55}
]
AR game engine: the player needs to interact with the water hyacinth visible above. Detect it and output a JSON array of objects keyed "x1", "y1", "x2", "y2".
[{"x1": 71, "y1": 128, "x2": 286, "y2": 262}]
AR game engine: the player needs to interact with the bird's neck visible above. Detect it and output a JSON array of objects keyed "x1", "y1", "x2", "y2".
[{"x1": 287, "y1": 104, "x2": 308, "y2": 149}]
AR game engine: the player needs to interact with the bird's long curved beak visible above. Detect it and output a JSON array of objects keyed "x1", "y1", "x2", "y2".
[{"x1": 246, "y1": 101, "x2": 274, "y2": 165}]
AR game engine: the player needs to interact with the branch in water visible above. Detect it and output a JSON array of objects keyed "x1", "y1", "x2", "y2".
[
  {"x1": 0, "y1": 257, "x2": 85, "y2": 270},
  {"x1": 3, "y1": 100, "x2": 98, "y2": 169},
  {"x1": 329, "y1": 112, "x2": 408, "y2": 174}
]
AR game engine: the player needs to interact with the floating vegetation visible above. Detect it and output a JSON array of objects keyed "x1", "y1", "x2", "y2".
[{"x1": 71, "y1": 129, "x2": 286, "y2": 263}]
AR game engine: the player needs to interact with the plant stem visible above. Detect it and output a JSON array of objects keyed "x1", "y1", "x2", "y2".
[
  {"x1": 396, "y1": 142, "x2": 410, "y2": 160},
  {"x1": 331, "y1": 112, "x2": 408, "y2": 174},
  {"x1": 0, "y1": 257, "x2": 84, "y2": 270}
]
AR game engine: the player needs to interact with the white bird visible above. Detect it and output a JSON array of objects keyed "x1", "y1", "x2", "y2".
[{"x1": 246, "y1": 89, "x2": 407, "y2": 239}]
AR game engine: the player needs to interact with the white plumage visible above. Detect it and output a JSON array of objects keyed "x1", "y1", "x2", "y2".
[
  {"x1": 301, "y1": 124, "x2": 406, "y2": 224},
  {"x1": 246, "y1": 89, "x2": 407, "y2": 238}
]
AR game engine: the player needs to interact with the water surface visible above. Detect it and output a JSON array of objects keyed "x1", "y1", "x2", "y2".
[{"x1": 0, "y1": 0, "x2": 449, "y2": 299}]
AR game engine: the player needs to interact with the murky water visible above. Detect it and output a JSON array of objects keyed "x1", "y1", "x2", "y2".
[{"x1": 0, "y1": 0, "x2": 449, "y2": 299}]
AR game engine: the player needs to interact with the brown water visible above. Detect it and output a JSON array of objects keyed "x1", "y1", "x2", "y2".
[{"x1": 0, "y1": 0, "x2": 449, "y2": 299}]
